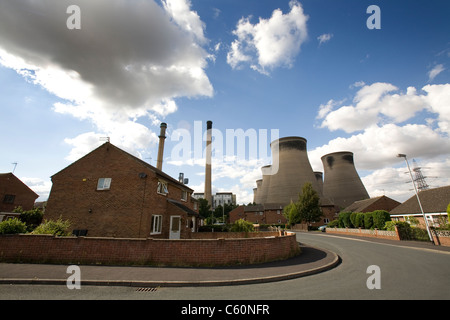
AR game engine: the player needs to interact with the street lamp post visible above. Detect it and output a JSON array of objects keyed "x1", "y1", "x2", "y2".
[{"x1": 397, "y1": 154, "x2": 434, "y2": 243}]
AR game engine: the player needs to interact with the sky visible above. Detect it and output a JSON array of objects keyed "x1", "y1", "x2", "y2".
[{"x1": 0, "y1": 0, "x2": 449, "y2": 205}]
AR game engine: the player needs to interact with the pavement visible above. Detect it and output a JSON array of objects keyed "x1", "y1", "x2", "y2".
[{"x1": 0, "y1": 242, "x2": 340, "y2": 288}]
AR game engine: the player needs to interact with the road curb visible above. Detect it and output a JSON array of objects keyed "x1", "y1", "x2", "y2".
[{"x1": 0, "y1": 244, "x2": 340, "y2": 288}]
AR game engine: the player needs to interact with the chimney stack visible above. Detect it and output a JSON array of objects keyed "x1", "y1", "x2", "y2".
[
  {"x1": 204, "y1": 120, "x2": 212, "y2": 205},
  {"x1": 156, "y1": 122, "x2": 167, "y2": 171}
]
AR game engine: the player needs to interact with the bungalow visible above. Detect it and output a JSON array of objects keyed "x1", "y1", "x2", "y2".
[
  {"x1": 44, "y1": 142, "x2": 199, "y2": 239},
  {"x1": 0, "y1": 173, "x2": 39, "y2": 221},
  {"x1": 389, "y1": 185, "x2": 450, "y2": 228},
  {"x1": 342, "y1": 195, "x2": 401, "y2": 213}
]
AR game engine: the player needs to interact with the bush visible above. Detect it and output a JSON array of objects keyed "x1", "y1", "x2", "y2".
[
  {"x1": 338, "y1": 211, "x2": 353, "y2": 228},
  {"x1": 385, "y1": 221, "x2": 413, "y2": 240},
  {"x1": 355, "y1": 212, "x2": 365, "y2": 229},
  {"x1": 32, "y1": 217, "x2": 71, "y2": 236},
  {"x1": 13, "y1": 207, "x2": 44, "y2": 232},
  {"x1": 327, "y1": 219, "x2": 339, "y2": 228},
  {"x1": 0, "y1": 218, "x2": 27, "y2": 234},
  {"x1": 364, "y1": 212, "x2": 374, "y2": 229},
  {"x1": 372, "y1": 210, "x2": 391, "y2": 230},
  {"x1": 230, "y1": 219, "x2": 254, "y2": 232}
]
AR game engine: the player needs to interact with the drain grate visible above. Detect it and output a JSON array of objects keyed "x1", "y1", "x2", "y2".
[{"x1": 135, "y1": 287, "x2": 158, "y2": 292}]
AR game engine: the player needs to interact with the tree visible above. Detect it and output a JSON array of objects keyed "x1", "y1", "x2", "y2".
[
  {"x1": 198, "y1": 198, "x2": 212, "y2": 220},
  {"x1": 297, "y1": 182, "x2": 323, "y2": 225},
  {"x1": 283, "y1": 201, "x2": 300, "y2": 226},
  {"x1": 13, "y1": 206, "x2": 44, "y2": 232}
]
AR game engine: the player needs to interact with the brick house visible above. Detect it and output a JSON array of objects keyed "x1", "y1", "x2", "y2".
[
  {"x1": 342, "y1": 195, "x2": 401, "y2": 213},
  {"x1": 44, "y1": 142, "x2": 199, "y2": 239},
  {"x1": 389, "y1": 185, "x2": 450, "y2": 228},
  {"x1": 229, "y1": 204, "x2": 287, "y2": 225},
  {"x1": 0, "y1": 173, "x2": 39, "y2": 219}
]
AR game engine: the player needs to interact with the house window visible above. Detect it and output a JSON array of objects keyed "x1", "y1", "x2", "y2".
[
  {"x1": 157, "y1": 180, "x2": 168, "y2": 195},
  {"x1": 3, "y1": 194, "x2": 15, "y2": 204},
  {"x1": 97, "y1": 178, "x2": 111, "y2": 190},
  {"x1": 181, "y1": 190, "x2": 187, "y2": 201},
  {"x1": 151, "y1": 215, "x2": 162, "y2": 234}
]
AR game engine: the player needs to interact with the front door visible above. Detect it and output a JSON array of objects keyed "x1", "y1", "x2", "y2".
[{"x1": 169, "y1": 216, "x2": 181, "y2": 239}]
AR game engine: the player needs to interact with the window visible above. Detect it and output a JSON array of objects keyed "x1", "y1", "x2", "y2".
[
  {"x1": 151, "y1": 215, "x2": 162, "y2": 234},
  {"x1": 3, "y1": 194, "x2": 15, "y2": 204},
  {"x1": 157, "y1": 180, "x2": 168, "y2": 195},
  {"x1": 181, "y1": 190, "x2": 187, "y2": 201},
  {"x1": 97, "y1": 178, "x2": 111, "y2": 190}
]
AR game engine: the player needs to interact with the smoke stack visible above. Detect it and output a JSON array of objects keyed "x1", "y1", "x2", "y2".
[
  {"x1": 204, "y1": 120, "x2": 212, "y2": 205},
  {"x1": 265, "y1": 137, "x2": 322, "y2": 205},
  {"x1": 321, "y1": 151, "x2": 369, "y2": 208},
  {"x1": 156, "y1": 122, "x2": 167, "y2": 171}
]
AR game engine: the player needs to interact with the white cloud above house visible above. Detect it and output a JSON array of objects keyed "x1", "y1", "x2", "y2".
[{"x1": 0, "y1": 0, "x2": 213, "y2": 160}]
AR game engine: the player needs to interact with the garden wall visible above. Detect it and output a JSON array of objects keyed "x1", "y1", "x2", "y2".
[
  {"x1": 432, "y1": 229, "x2": 450, "y2": 247},
  {"x1": 325, "y1": 227, "x2": 400, "y2": 241},
  {"x1": 0, "y1": 231, "x2": 300, "y2": 267}
]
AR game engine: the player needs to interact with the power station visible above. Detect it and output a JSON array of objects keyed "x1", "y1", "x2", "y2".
[{"x1": 253, "y1": 137, "x2": 369, "y2": 209}]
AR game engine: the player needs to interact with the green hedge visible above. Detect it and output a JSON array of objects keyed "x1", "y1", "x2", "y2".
[{"x1": 332, "y1": 210, "x2": 392, "y2": 230}]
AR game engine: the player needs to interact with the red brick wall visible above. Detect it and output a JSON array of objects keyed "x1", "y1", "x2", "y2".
[{"x1": 0, "y1": 232, "x2": 300, "y2": 267}]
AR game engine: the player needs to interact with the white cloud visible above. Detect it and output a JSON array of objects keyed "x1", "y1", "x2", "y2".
[
  {"x1": 318, "y1": 82, "x2": 449, "y2": 133},
  {"x1": 0, "y1": 0, "x2": 213, "y2": 159},
  {"x1": 428, "y1": 64, "x2": 445, "y2": 81},
  {"x1": 161, "y1": 0, "x2": 207, "y2": 44},
  {"x1": 312, "y1": 81, "x2": 450, "y2": 201},
  {"x1": 317, "y1": 33, "x2": 333, "y2": 45},
  {"x1": 227, "y1": 0, "x2": 308, "y2": 74}
]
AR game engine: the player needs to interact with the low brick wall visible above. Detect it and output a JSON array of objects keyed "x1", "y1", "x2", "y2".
[
  {"x1": 326, "y1": 227, "x2": 400, "y2": 241},
  {"x1": 0, "y1": 232, "x2": 300, "y2": 267},
  {"x1": 432, "y1": 230, "x2": 450, "y2": 247}
]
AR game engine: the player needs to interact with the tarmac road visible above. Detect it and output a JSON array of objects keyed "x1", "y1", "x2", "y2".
[{"x1": 1, "y1": 232, "x2": 449, "y2": 301}]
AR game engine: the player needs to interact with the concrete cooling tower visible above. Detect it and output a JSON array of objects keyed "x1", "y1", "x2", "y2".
[
  {"x1": 321, "y1": 151, "x2": 369, "y2": 208},
  {"x1": 264, "y1": 137, "x2": 322, "y2": 205}
]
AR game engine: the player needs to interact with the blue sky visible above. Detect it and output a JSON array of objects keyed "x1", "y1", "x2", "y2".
[{"x1": 1, "y1": 0, "x2": 449, "y2": 204}]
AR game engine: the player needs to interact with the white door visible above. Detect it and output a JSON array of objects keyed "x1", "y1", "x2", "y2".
[{"x1": 169, "y1": 216, "x2": 181, "y2": 239}]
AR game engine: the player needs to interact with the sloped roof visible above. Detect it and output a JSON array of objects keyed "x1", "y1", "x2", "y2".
[
  {"x1": 167, "y1": 199, "x2": 199, "y2": 216},
  {"x1": 0, "y1": 172, "x2": 39, "y2": 198},
  {"x1": 390, "y1": 185, "x2": 450, "y2": 215},
  {"x1": 342, "y1": 195, "x2": 400, "y2": 213},
  {"x1": 51, "y1": 142, "x2": 193, "y2": 192}
]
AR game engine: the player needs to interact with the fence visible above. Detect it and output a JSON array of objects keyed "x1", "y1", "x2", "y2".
[{"x1": 325, "y1": 227, "x2": 400, "y2": 241}]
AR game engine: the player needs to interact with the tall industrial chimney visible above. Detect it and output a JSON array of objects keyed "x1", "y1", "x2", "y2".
[
  {"x1": 321, "y1": 151, "x2": 369, "y2": 208},
  {"x1": 156, "y1": 122, "x2": 167, "y2": 171},
  {"x1": 265, "y1": 137, "x2": 322, "y2": 205},
  {"x1": 204, "y1": 120, "x2": 213, "y2": 205}
]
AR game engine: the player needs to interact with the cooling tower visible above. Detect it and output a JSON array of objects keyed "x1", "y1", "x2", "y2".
[
  {"x1": 321, "y1": 151, "x2": 369, "y2": 208},
  {"x1": 314, "y1": 171, "x2": 324, "y2": 196},
  {"x1": 256, "y1": 165, "x2": 272, "y2": 205},
  {"x1": 253, "y1": 179, "x2": 263, "y2": 204},
  {"x1": 265, "y1": 137, "x2": 322, "y2": 205}
]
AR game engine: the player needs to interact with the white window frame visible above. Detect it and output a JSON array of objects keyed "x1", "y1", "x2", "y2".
[
  {"x1": 157, "y1": 180, "x2": 168, "y2": 195},
  {"x1": 97, "y1": 178, "x2": 112, "y2": 190},
  {"x1": 151, "y1": 214, "x2": 162, "y2": 235},
  {"x1": 181, "y1": 190, "x2": 188, "y2": 202}
]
